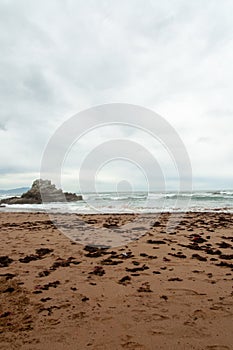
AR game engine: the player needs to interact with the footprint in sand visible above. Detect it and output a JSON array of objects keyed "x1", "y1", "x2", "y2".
[
  {"x1": 167, "y1": 288, "x2": 206, "y2": 296},
  {"x1": 121, "y1": 341, "x2": 145, "y2": 349},
  {"x1": 206, "y1": 346, "x2": 230, "y2": 350},
  {"x1": 192, "y1": 309, "x2": 206, "y2": 319}
]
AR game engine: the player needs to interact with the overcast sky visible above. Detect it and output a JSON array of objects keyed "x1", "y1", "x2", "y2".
[{"x1": 0, "y1": 0, "x2": 233, "y2": 191}]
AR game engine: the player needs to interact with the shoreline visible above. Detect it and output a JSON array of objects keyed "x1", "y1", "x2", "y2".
[{"x1": 0, "y1": 212, "x2": 233, "y2": 349}]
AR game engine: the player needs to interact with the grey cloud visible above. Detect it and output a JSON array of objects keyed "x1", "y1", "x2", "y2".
[
  {"x1": 197, "y1": 137, "x2": 211, "y2": 144},
  {"x1": 205, "y1": 109, "x2": 233, "y2": 118},
  {"x1": 0, "y1": 123, "x2": 6, "y2": 131},
  {"x1": 0, "y1": 0, "x2": 232, "y2": 189}
]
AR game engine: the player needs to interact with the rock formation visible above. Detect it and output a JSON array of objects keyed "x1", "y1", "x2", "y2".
[{"x1": 0, "y1": 179, "x2": 82, "y2": 205}]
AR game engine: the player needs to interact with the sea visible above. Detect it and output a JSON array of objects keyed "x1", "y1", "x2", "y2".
[{"x1": 1, "y1": 190, "x2": 233, "y2": 213}]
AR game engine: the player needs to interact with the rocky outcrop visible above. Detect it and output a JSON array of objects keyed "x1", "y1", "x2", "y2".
[{"x1": 0, "y1": 179, "x2": 82, "y2": 205}]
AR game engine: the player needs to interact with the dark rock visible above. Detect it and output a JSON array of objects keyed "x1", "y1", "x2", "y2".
[
  {"x1": 168, "y1": 277, "x2": 183, "y2": 281},
  {"x1": 3, "y1": 287, "x2": 15, "y2": 293},
  {"x1": 153, "y1": 221, "x2": 161, "y2": 227},
  {"x1": 35, "y1": 248, "x2": 53, "y2": 257},
  {"x1": 191, "y1": 235, "x2": 207, "y2": 244},
  {"x1": 118, "y1": 276, "x2": 131, "y2": 285},
  {"x1": 41, "y1": 281, "x2": 60, "y2": 290},
  {"x1": 50, "y1": 257, "x2": 80, "y2": 269},
  {"x1": 0, "y1": 273, "x2": 16, "y2": 280},
  {"x1": 205, "y1": 248, "x2": 222, "y2": 255},
  {"x1": 85, "y1": 250, "x2": 108, "y2": 258},
  {"x1": 0, "y1": 179, "x2": 82, "y2": 205},
  {"x1": 192, "y1": 254, "x2": 207, "y2": 262},
  {"x1": 169, "y1": 252, "x2": 187, "y2": 259},
  {"x1": 219, "y1": 254, "x2": 233, "y2": 260},
  {"x1": 125, "y1": 264, "x2": 149, "y2": 273},
  {"x1": 217, "y1": 241, "x2": 232, "y2": 249},
  {"x1": 101, "y1": 258, "x2": 123, "y2": 265},
  {"x1": 19, "y1": 255, "x2": 39, "y2": 263},
  {"x1": 81, "y1": 296, "x2": 89, "y2": 302},
  {"x1": 103, "y1": 223, "x2": 118, "y2": 228},
  {"x1": 40, "y1": 297, "x2": 52, "y2": 302},
  {"x1": 216, "y1": 261, "x2": 233, "y2": 268},
  {"x1": 19, "y1": 248, "x2": 54, "y2": 264},
  {"x1": 0, "y1": 256, "x2": 13, "y2": 268},
  {"x1": 147, "y1": 239, "x2": 166, "y2": 245},
  {"x1": 0, "y1": 311, "x2": 11, "y2": 318}
]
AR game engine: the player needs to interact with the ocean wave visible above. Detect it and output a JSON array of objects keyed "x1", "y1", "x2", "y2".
[{"x1": 1, "y1": 190, "x2": 233, "y2": 214}]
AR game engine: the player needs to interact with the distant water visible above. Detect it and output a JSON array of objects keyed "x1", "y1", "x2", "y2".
[{"x1": 1, "y1": 190, "x2": 233, "y2": 213}]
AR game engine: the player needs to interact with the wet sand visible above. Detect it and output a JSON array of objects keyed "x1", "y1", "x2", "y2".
[{"x1": 0, "y1": 212, "x2": 232, "y2": 350}]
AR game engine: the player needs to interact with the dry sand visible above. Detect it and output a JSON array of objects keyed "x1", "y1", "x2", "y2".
[{"x1": 0, "y1": 212, "x2": 232, "y2": 350}]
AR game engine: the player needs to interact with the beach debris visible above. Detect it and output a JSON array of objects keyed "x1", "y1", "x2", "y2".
[
  {"x1": 0, "y1": 256, "x2": 13, "y2": 268},
  {"x1": 38, "y1": 305, "x2": 59, "y2": 316},
  {"x1": 121, "y1": 252, "x2": 133, "y2": 258},
  {"x1": 34, "y1": 280, "x2": 60, "y2": 291},
  {"x1": 137, "y1": 282, "x2": 152, "y2": 292},
  {"x1": 160, "y1": 295, "x2": 168, "y2": 301},
  {"x1": 38, "y1": 270, "x2": 51, "y2": 277},
  {"x1": 90, "y1": 266, "x2": 105, "y2": 276}
]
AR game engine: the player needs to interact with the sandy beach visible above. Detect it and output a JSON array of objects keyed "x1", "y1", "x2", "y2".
[{"x1": 0, "y1": 212, "x2": 232, "y2": 350}]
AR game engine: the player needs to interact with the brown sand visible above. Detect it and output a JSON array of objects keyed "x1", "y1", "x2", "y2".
[{"x1": 0, "y1": 212, "x2": 232, "y2": 350}]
